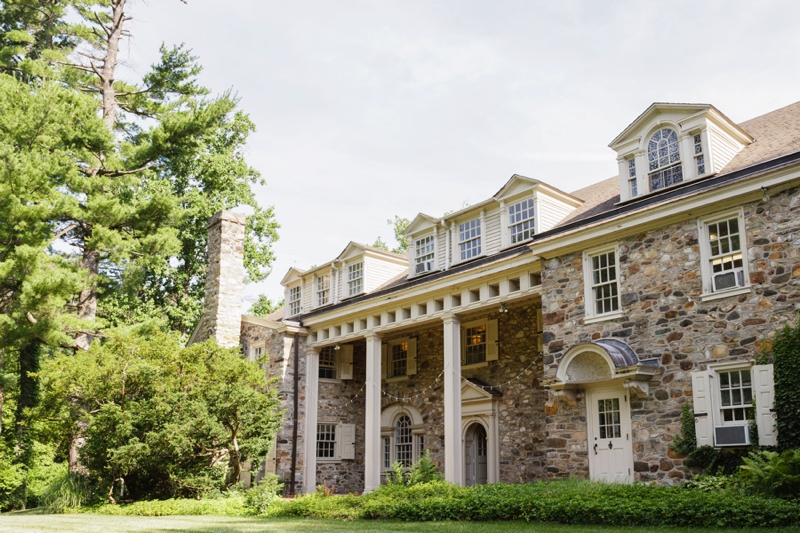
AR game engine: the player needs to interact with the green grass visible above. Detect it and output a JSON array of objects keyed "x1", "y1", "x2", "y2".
[{"x1": 1, "y1": 515, "x2": 800, "y2": 533}]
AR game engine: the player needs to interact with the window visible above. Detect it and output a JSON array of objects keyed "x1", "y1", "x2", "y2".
[
  {"x1": 718, "y1": 369, "x2": 752, "y2": 423},
  {"x1": 587, "y1": 250, "x2": 619, "y2": 316},
  {"x1": 459, "y1": 218, "x2": 481, "y2": 261},
  {"x1": 288, "y1": 286, "x2": 301, "y2": 316},
  {"x1": 391, "y1": 342, "x2": 408, "y2": 378},
  {"x1": 383, "y1": 437, "x2": 391, "y2": 469},
  {"x1": 414, "y1": 235, "x2": 435, "y2": 274},
  {"x1": 694, "y1": 133, "x2": 706, "y2": 176},
  {"x1": 699, "y1": 211, "x2": 749, "y2": 299},
  {"x1": 461, "y1": 318, "x2": 498, "y2": 366},
  {"x1": 395, "y1": 415, "x2": 414, "y2": 467},
  {"x1": 316, "y1": 275, "x2": 330, "y2": 306},
  {"x1": 627, "y1": 158, "x2": 638, "y2": 197},
  {"x1": 319, "y1": 346, "x2": 336, "y2": 380},
  {"x1": 347, "y1": 262, "x2": 363, "y2": 296},
  {"x1": 508, "y1": 198, "x2": 535, "y2": 243},
  {"x1": 647, "y1": 128, "x2": 683, "y2": 191},
  {"x1": 249, "y1": 344, "x2": 264, "y2": 362},
  {"x1": 316, "y1": 424, "x2": 337, "y2": 459}
]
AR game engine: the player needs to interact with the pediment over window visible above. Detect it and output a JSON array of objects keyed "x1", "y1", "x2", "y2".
[
  {"x1": 610, "y1": 103, "x2": 754, "y2": 202},
  {"x1": 404, "y1": 213, "x2": 439, "y2": 238},
  {"x1": 280, "y1": 267, "x2": 306, "y2": 286}
]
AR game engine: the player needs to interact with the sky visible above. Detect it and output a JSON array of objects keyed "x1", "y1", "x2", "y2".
[{"x1": 120, "y1": 0, "x2": 800, "y2": 308}]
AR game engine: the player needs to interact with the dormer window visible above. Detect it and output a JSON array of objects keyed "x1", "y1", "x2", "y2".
[
  {"x1": 347, "y1": 262, "x2": 363, "y2": 296},
  {"x1": 508, "y1": 198, "x2": 535, "y2": 244},
  {"x1": 627, "y1": 159, "x2": 638, "y2": 197},
  {"x1": 459, "y1": 218, "x2": 481, "y2": 261},
  {"x1": 316, "y1": 275, "x2": 330, "y2": 306},
  {"x1": 288, "y1": 286, "x2": 301, "y2": 316},
  {"x1": 414, "y1": 235, "x2": 435, "y2": 274},
  {"x1": 694, "y1": 134, "x2": 706, "y2": 176},
  {"x1": 647, "y1": 128, "x2": 683, "y2": 191}
]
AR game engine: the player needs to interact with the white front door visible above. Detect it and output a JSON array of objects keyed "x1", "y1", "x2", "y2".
[
  {"x1": 587, "y1": 388, "x2": 632, "y2": 483},
  {"x1": 464, "y1": 423, "x2": 488, "y2": 486}
]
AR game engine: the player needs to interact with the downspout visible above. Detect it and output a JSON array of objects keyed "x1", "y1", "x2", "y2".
[{"x1": 289, "y1": 330, "x2": 300, "y2": 495}]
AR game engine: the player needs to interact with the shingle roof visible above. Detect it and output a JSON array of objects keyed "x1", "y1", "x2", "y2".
[{"x1": 559, "y1": 176, "x2": 620, "y2": 225}]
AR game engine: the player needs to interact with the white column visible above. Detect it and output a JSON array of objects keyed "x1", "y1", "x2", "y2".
[
  {"x1": 442, "y1": 314, "x2": 463, "y2": 484},
  {"x1": 302, "y1": 347, "x2": 320, "y2": 494},
  {"x1": 364, "y1": 333, "x2": 382, "y2": 493}
]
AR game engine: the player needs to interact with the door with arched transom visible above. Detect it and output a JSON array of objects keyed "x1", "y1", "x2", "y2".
[{"x1": 464, "y1": 423, "x2": 488, "y2": 486}]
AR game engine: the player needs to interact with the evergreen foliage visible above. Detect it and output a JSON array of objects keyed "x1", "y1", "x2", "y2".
[{"x1": 772, "y1": 312, "x2": 800, "y2": 450}]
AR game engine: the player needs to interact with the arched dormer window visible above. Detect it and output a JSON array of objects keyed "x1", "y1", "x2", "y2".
[{"x1": 647, "y1": 128, "x2": 683, "y2": 191}]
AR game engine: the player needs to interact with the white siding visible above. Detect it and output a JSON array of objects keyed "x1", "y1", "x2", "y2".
[
  {"x1": 364, "y1": 256, "x2": 407, "y2": 293},
  {"x1": 537, "y1": 193, "x2": 578, "y2": 233},
  {"x1": 708, "y1": 123, "x2": 743, "y2": 174},
  {"x1": 301, "y1": 277, "x2": 312, "y2": 312},
  {"x1": 484, "y1": 205, "x2": 502, "y2": 255}
]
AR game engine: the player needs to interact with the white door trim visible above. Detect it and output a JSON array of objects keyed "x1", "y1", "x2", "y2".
[{"x1": 586, "y1": 386, "x2": 633, "y2": 483}]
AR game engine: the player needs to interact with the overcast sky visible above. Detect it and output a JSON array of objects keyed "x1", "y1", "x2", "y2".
[{"x1": 123, "y1": 0, "x2": 800, "y2": 307}]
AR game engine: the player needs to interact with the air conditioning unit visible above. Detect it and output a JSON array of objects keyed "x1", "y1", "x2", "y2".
[
  {"x1": 712, "y1": 269, "x2": 744, "y2": 292},
  {"x1": 415, "y1": 261, "x2": 433, "y2": 274},
  {"x1": 714, "y1": 424, "x2": 750, "y2": 447}
]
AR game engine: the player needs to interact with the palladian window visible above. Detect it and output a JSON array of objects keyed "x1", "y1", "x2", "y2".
[{"x1": 648, "y1": 128, "x2": 682, "y2": 191}]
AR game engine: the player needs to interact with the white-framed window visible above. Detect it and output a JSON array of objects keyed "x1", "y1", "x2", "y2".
[
  {"x1": 698, "y1": 210, "x2": 750, "y2": 300},
  {"x1": 316, "y1": 275, "x2": 330, "y2": 307},
  {"x1": 316, "y1": 422, "x2": 356, "y2": 461},
  {"x1": 458, "y1": 218, "x2": 481, "y2": 261},
  {"x1": 288, "y1": 285, "x2": 301, "y2": 316},
  {"x1": 647, "y1": 127, "x2": 683, "y2": 191},
  {"x1": 381, "y1": 338, "x2": 417, "y2": 380},
  {"x1": 583, "y1": 246, "x2": 621, "y2": 321},
  {"x1": 694, "y1": 133, "x2": 706, "y2": 176},
  {"x1": 395, "y1": 415, "x2": 414, "y2": 467},
  {"x1": 508, "y1": 198, "x2": 535, "y2": 244},
  {"x1": 319, "y1": 346, "x2": 337, "y2": 380},
  {"x1": 627, "y1": 158, "x2": 638, "y2": 197},
  {"x1": 414, "y1": 235, "x2": 435, "y2": 274},
  {"x1": 460, "y1": 318, "x2": 498, "y2": 367},
  {"x1": 691, "y1": 363, "x2": 775, "y2": 448},
  {"x1": 381, "y1": 408, "x2": 425, "y2": 470},
  {"x1": 347, "y1": 262, "x2": 363, "y2": 296},
  {"x1": 249, "y1": 344, "x2": 264, "y2": 362}
]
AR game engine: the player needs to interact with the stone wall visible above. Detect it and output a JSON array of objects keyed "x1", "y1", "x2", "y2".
[
  {"x1": 540, "y1": 186, "x2": 800, "y2": 483},
  {"x1": 203, "y1": 211, "x2": 246, "y2": 348}
]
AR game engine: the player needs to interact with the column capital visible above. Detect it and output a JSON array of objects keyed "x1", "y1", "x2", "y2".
[
  {"x1": 364, "y1": 331, "x2": 382, "y2": 341},
  {"x1": 441, "y1": 313, "x2": 461, "y2": 326}
]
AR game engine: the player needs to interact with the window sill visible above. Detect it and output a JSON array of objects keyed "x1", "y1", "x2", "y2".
[
  {"x1": 584, "y1": 311, "x2": 625, "y2": 325},
  {"x1": 316, "y1": 458, "x2": 341, "y2": 464},
  {"x1": 700, "y1": 286, "x2": 751, "y2": 302},
  {"x1": 461, "y1": 361, "x2": 488, "y2": 370},
  {"x1": 319, "y1": 378, "x2": 343, "y2": 385},
  {"x1": 385, "y1": 375, "x2": 409, "y2": 384}
]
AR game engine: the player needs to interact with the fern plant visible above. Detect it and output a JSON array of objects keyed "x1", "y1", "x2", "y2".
[
  {"x1": 407, "y1": 450, "x2": 443, "y2": 485},
  {"x1": 739, "y1": 449, "x2": 800, "y2": 499}
]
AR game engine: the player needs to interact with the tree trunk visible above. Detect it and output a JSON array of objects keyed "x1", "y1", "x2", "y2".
[
  {"x1": 14, "y1": 341, "x2": 41, "y2": 509},
  {"x1": 75, "y1": 247, "x2": 98, "y2": 351},
  {"x1": 100, "y1": 0, "x2": 127, "y2": 132},
  {"x1": 226, "y1": 424, "x2": 242, "y2": 487}
]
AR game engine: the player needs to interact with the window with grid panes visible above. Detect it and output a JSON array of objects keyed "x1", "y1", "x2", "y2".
[
  {"x1": 395, "y1": 416, "x2": 413, "y2": 467},
  {"x1": 316, "y1": 275, "x2": 330, "y2": 306},
  {"x1": 707, "y1": 217, "x2": 745, "y2": 292},
  {"x1": 414, "y1": 235, "x2": 435, "y2": 273},
  {"x1": 348, "y1": 262, "x2": 363, "y2": 296},
  {"x1": 628, "y1": 158, "x2": 638, "y2": 197},
  {"x1": 319, "y1": 346, "x2": 336, "y2": 379},
  {"x1": 391, "y1": 342, "x2": 408, "y2": 378},
  {"x1": 598, "y1": 398, "x2": 621, "y2": 439},
  {"x1": 590, "y1": 251, "x2": 619, "y2": 315},
  {"x1": 465, "y1": 324, "x2": 487, "y2": 365},
  {"x1": 718, "y1": 369, "x2": 752, "y2": 423},
  {"x1": 458, "y1": 218, "x2": 481, "y2": 260},
  {"x1": 508, "y1": 198, "x2": 535, "y2": 243},
  {"x1": 647, "y1": 128, "x2": 683, "y2": 191},
  {"x1": 316, "y1": 424, "x2": 337, "y2": 458},
  {"x1": 288, "y1": 286, "x2": 301, "y2": 316},
  {"x1": 694, "y1": 134, "x2": 706, "y2": 176}
]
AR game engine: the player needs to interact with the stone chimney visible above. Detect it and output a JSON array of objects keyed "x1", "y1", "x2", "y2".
[{"x1": 203, "y1": 210, "x2": 246, "y2": 348}]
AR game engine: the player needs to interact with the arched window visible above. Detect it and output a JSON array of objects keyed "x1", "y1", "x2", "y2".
[
  {"x1": 395, "y1": 415, "x2": 413, "y2": 467},
  {"x1": 647, "y1": 128, "x2": 683, "y2": 191}
]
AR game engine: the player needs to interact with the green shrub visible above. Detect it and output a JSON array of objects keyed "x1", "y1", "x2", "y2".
[
  {"x1": 772, "y1": 312, "x2": 800, "y2": 450},
  {"x1": 407, "y1": 450, "x2": 444, "y2": 486},
  {"x1": 739, "y1": 449, "x2": 800, "y2": 499},
  {"x1": 686, "y1": 445, "x2": 748, "y2": 475},
  {"x1": 679, "y1": 474, "x2": 738, "y2": 492},
  {"x1": 85, "y1": 494, "x2": 248, "y2": 516},
  {"x1": 244, "y1": 474, "x2": 283, "y2": 514},
  {"x1": 670, "y1": 402, "x2": 697, "y2": 456},
  {"x1": 39, "y1": 473, "x2": 94, "y2": 513},
  {"x1": 0, "y1": 447, "x2": 25, "y2": 511}
]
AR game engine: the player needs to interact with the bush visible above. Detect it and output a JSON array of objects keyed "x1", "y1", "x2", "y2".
[
  {"x1": 686, "y1": 445, "x2": 748, "y2": 475},
  {"x1": 39, "y1": 472, "x2": 94, "y2": 513},
  {"x1": 739, "y1": 449, "x2": 800, "y2": 499},
  {"x1": 244, "y1": 474, "x2": 283, "y2": 514},
  {"x1": 772, "y1": 312, "x2": 800, "y2": 450},
  {"x1": 0, "y1": 448, "x2": 25, "y2": 511},
  {"x1": 670, "y1": 402, "x2": 696, "y2": 456},
  {"x1": 407, "y1": 450, "x2": 444, "y2": 486},
  {"x1": 84, "y1": 494, "x2": 248, "y2": 516}
]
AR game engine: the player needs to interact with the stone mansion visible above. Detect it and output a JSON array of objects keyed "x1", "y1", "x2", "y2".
[{"x1": 191, "y1": 101, "x2": 800, "y2": 494}]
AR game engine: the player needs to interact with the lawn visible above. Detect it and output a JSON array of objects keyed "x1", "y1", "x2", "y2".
[{"x1": 2, "y1": 514, "x2": 800, "y2": 533}]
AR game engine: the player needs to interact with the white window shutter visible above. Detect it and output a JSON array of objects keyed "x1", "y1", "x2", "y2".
[
  {"x1": 486, "y1": 319, "x2": 499, "y2": 361},
  {"x1": 691, "y1": 371, "x2": 714, "y2": 448},
  {"x1": 407, "y1": 338, "x2": 417, "y2": 375},
  {"x1": 381, "y1": 345, "x2": 388, "y2": 380},
  {"x1": 340, "y1": 424, "x2": 355, "y2": 460},
  {"x1": 752, "y1": 364, "x2": 776, "y2": 446},
  {"x1": 339, "y1": 345, "x2": 354, "y2": 380}
]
